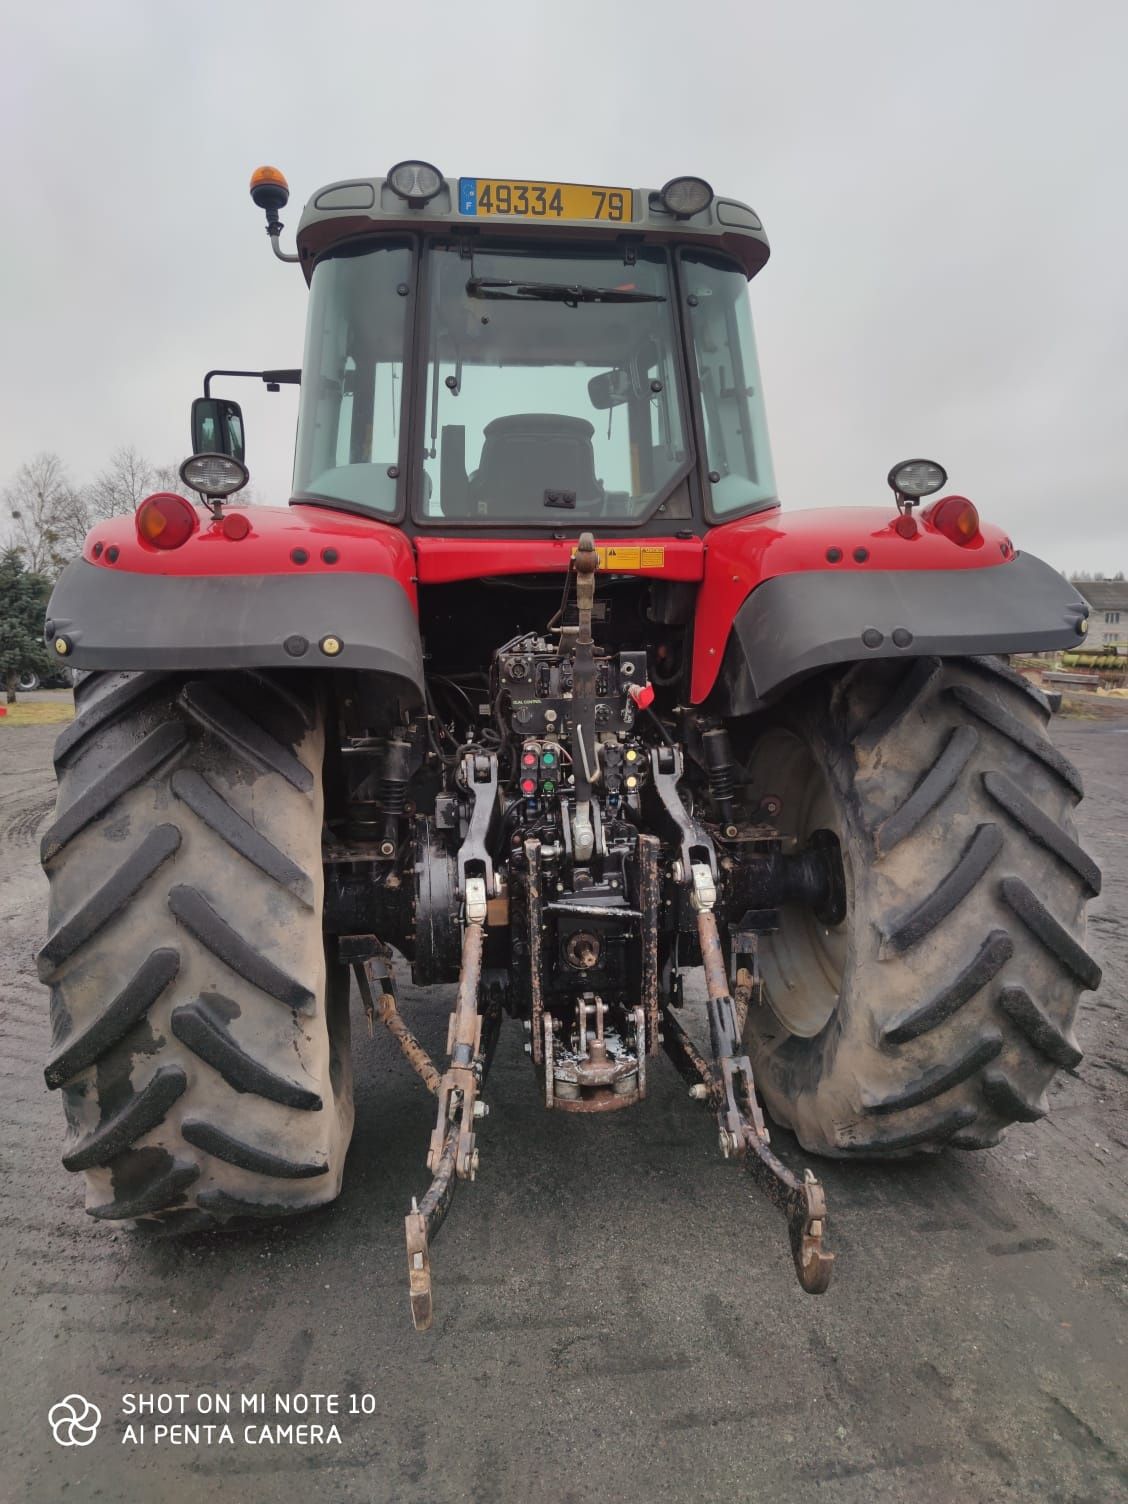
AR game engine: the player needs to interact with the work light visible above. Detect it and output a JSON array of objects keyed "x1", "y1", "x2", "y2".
[
  {"x1": 180, "y1": 454, "x2": 249, "y2": 500},
  {"x1": 659, "y1": 176, "x2": 713, "y2": 218},
  {"x1": 887, "y1": 458, "x2": 948, "y2": 501},
  {"x1": 387, "y1": 160, "x2": 444, "y2": 205}
]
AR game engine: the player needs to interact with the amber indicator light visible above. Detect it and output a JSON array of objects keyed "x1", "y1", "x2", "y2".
[
  {"x1": 926, "y1": 495, "x2": 980, "y2": 545},
  {"x1": 135, "y1": 493, "x2": 197, "y2": 550}
]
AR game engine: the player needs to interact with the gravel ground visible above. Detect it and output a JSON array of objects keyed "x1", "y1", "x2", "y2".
[{"x1": 1, "y1": 714, "x2": 1125, "y2": 1504}]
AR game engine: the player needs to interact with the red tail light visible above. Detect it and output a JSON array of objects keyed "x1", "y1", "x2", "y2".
[
  {"x1": 221, "y1": 511, "x2": 251, "y2": 540},
  {"x1": 135, "y1": 493, "x2": 197, "y2": 550},
  {"x1": 926, "y1": 494, "x2": 980, "y2": 545}
]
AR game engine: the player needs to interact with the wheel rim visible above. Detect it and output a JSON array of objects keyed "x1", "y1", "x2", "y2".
[{"x1": 744, "y1": 728, "x2": 850, "y2": 1038}]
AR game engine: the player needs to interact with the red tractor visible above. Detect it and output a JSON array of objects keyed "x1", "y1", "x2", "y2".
[{"x1": 40, "y1": 163, "x2": 1100, "y2": 1325}]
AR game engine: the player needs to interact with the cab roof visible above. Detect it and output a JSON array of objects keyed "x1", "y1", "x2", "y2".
[{"x1": 294, "y1": 173, "x2": 769, "y2": 284}]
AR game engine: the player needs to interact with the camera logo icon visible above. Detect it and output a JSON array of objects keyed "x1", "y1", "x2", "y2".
[{"x1": 48, "y1": 1394, "x2": 102, "y2": 1447}]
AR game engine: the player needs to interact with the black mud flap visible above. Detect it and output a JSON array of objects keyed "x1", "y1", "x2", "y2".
[
  {"x1": 710, "y1": 552, "x2": 1088, "y2": 715},
  {"x1": 44, "y1": 561, "x2": 425, "y2": 705}
]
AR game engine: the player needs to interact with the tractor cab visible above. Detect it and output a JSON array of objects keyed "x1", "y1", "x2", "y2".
[{"x1": 265, "y1": 165, "x2": 777, "y2": 533}]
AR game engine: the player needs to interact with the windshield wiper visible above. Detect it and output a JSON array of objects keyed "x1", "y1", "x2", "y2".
[{"x1": 466, "y1": 277, "x2": 666, "y2": 306}]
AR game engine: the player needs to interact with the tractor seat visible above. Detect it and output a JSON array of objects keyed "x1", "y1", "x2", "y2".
[{"x1": 469, "y1": 414, "x2": 604, "y2": 515}]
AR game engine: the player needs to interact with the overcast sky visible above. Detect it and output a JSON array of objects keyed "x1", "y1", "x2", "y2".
[{"x1": 2, "y1": 0, "x2": 1124, "y2": 573}]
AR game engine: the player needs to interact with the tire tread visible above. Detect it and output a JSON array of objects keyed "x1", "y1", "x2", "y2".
[
  {"x1": 983, "y1": 771, "x2": 1100, "y2": 895},
  {"x1": 168, "y1": 885, "x2": 315, "y2": 1010},
  {"x1": 179, "y1": 680, "x2": 313, "y2": 792},
  {"x1": 881, "y1": 823, "x2": 1003, "y2": 954},
  {"x1": 948, "y1": 684, "x2": 1084, "y2": 799},
  {"x1": 170, "y1": 768, "x2": 314, "y2": 904},
  {"x1": 873, "y1": 725, "x2": 978, "y2": 856},
  {"x1": 61, "y1": 1064, "x2": 187, "y2": 1170},
  {"x1": 170, "y1": 996, "x2": 323, "y2": 1109},
  {"x1": 182, "y1": 1119, "x2": 327, "y2": 1179},
  {"x1": 44, "y1": 948, "x2": 180, "y2": 1088},
  {"x1": 38, "y1": 825, "x2": 182, "y2": 981}
]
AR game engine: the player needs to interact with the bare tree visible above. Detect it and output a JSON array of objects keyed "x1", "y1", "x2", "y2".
[
  {"x1": 50, "y1": 486, "x2": 94, "y2": 561},
  {"x1": 1, "y1": 453, "x2": 85, "y2": 577},
  {"x1": 89, "y1": 450, "x2": 209, "y2": 508},
  {"x1": 85, "y1": 446, "x2": 158, "y2": 523},
  {"x1": 152, "y1": 460, "x2": 184, "y2": 492}
]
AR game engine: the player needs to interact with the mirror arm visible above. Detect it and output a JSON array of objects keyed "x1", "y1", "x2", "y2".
[
  {"x1": 203, "y1": 369, "x2": 300, "y2": 397},
  {"x1": 204, "y1": 369, "x2": 261, "y2": 399}
]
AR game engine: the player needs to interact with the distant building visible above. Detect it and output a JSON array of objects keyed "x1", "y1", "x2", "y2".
[{"x1": 1070, "y1": 579, "x2": 1128, "y2": 651}]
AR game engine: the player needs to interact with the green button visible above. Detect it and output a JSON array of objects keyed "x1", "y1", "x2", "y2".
[
  {"x1": 542, "y1": 780, "x2": 556, "y2": 795},
  {"x1": 541, "y1": 751, "x2": 556, "y2": 766}
]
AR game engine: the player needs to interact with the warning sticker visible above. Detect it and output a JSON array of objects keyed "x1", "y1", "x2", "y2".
[{"x1": 572, "y1": 546, "x2": 666, "y2": 571}]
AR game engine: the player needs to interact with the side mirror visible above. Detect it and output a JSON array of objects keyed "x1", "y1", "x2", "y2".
[
  {"x1": 191, "y1": 397, "x2": 246, "y2": 462},
  {"x1": 588, "y1": 369, "x2": 632, "y2": 411}
]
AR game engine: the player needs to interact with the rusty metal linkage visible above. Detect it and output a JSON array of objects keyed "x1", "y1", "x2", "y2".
[
  {"x1": 525, "y1": 837, "x2": 545, "y2": 1065},
  {"x1": 732, "y1": 964, "x2": 756, "y2": 1036},
  {"x1": 639, "y1": 832, "x2": 661, "y2": 1054},
  {"x1": 428, "y1": 920, "x2": 486, "y2": 1177},
  {"x1": 403, "y1": 919, "x2": 493, "y2": 1331},
  {"x1": 687, "y1": 903, "x2": 834, "y2": 1295},
  {"x1": 351, "y1": 943, "x2": 472, "y2": 1329},
  {"x1": 404, "y1": 1135, "x2": 457, "y2": 1331},
  {"x1": 353, "y1": 953, "x2": 441, "y2": 1096}
]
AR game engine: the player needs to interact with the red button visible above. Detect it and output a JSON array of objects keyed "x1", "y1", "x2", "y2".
[
  {"x1": 628, "y1": 681, "x2": 655, "y2": 710},
  {"x1": 521, "y1": 778, "x2": 537, "y2": 795}
]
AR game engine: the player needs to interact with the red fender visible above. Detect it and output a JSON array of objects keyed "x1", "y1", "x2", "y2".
[
  {"x1": 690, "y1": 505, "x2": 1014, "y2": 703},
  {"x1": 84, "y1": 503, "x2": 418, "y2": 607}
]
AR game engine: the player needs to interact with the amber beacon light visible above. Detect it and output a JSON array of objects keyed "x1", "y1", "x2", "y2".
[{"x1": 250, "y1": 164, "x2": 290, "y2": 211}]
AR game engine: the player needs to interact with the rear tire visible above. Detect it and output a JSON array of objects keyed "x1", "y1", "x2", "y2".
[
  {"x1": 740, "y1": 656, "x2": 1101, "y2": 1157},
  {"x1": 40, "y1": 669, "x2": 353, "y2": 1226}
]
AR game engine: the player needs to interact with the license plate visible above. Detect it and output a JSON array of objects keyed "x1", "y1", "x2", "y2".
[{"x1": 459, "y1": 178, "x2": 633, "y2": 223}]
